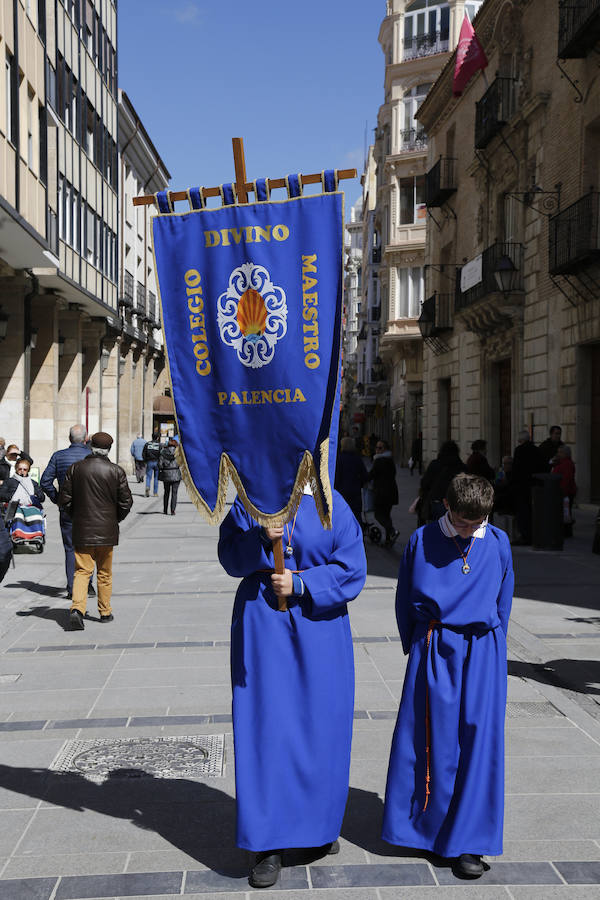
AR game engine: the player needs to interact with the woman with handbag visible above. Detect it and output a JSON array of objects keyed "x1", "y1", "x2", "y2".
[{"x1": 158, "y1": 438, "x2": 182, "y2": 515}]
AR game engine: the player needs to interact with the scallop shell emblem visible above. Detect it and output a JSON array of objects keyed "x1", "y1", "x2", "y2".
[
  {"x1": 236, "y1": 288, "x2": 268, "y2": 341},
  {"x1": 217, "y1": 263, "x2": 287, "y2": 368}
]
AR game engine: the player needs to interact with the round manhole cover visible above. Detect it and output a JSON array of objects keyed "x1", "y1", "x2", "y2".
[{"x1": 72, "y1": 739, "x2": 209, "y2": 778}]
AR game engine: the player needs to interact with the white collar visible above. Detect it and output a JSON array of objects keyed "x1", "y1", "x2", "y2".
[
  {"x1": 303, "y1": 483, "x2": 313, "y2": 495},
  {"x1": 439, "y1": 510, "x2": 488, "y2": 539}
]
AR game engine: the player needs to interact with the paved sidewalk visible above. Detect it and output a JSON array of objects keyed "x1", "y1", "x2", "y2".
[{"x1": 0, "y1": 473, "x2": 598, "y2": 899}]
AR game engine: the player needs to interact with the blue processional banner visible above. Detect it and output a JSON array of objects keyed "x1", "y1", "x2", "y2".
[{"x1": 151, "y1": 185, "x2": 343, "y2": 528}]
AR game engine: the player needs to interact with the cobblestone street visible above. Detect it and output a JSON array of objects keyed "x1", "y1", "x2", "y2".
[{"x1": 0, "y1": 470, "x2": 598, "y2": 899}]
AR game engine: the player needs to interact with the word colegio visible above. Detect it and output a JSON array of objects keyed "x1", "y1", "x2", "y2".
[{"x1": 185, "y1": 269, "x2": 211, "y2": 376}]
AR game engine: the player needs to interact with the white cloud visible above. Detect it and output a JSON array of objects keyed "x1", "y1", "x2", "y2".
[{"x1": 174, "y1": 3, "x2": 202, "y2": 25}]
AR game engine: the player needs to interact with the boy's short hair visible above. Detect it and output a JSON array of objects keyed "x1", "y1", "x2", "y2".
[{"x1": 446, "y1": 473, "x2": 494, "y2": 520}]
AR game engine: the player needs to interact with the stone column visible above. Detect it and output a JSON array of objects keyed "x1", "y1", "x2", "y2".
[
  {"x1": 29, "y1": 294, "x2": 59, "y2": 466},
  {"x1": 56, "y1": 309, "x2": 83, "y2": 446},
  {"x1": 448, "y1": 0, "x2": 467, "y2": 50},
  {"x1": 81, "y1": 319, "x2": 106, "y2": 438},
  {"x1": 0, "y1": 277, "x2": 26, "y2": 448},
  {"x1": 100, "y1": 337, "x2": 120, "y2": 460}
]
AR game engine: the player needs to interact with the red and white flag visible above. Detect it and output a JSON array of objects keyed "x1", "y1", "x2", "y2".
[{"x1": 453, "y1": 13, "x2": 488, "y2": 97}]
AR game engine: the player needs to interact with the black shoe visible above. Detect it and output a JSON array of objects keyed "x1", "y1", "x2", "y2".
[
  {"x1": 100, "y1": 614, "x2": 114, "y2": 623},
  {"x1": 456, "y1": 854, "x2": 484, "y2": 878},
  {"x1": 69, "y1": 609, "x2": 85, "y2": 631},
  {"x1": 249, "y1": 851, "x2": 282, "y2": 888},
  {"x1": 66, "y1": 589, "x2": 72, "y2": 600},
  {"x1": 327, "y1": 840, "x2": 340, "y2": 855},
  {"x1": 171, "y1": 510, "x2": 176, "y2": 516},
  {"x1": 88, "y1": 584, "x2": 96, "y2": 596},
  {"x1": 163, "y1": 510, "x2": 169, "y2": 515},
  {"x1": 145, "y1": 488, "x2": 150, "y2": 497}
]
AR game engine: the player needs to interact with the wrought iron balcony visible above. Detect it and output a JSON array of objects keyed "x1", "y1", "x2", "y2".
[
  {"x1": 549, "y1": 192, "x2": 600, "y2": 275},
  {"x1": 120, "y1": 271, "x2": 134, "y2": 307},
  {"x1": 401, "y1": 128, "x2": 428, "y2": 152},
  {"x1": 135, "y1": 282, "x2": 146, "y2": 315},
  {"x1": 418, "y1": 293, "x2": 454, "y2": 339},
  {"x1": 372, "y1": 246, "x2": 381, "y2": 264},
  {"x1": 558, "y1": 0, "x2": 600, "y2": 58},
  {"x1": 147, "y1": 290, "x2": 158, "y2": 323},
  {"x1": 475, "y1": 77, "x2": 517, "y2": 150},
  {"x1": 426, "y1": 157, "x2": 457, "y2": 208},
  {"x1": 403, "y1": 32, "x2": 449, "y2": 61},
  {"x1": 455, "y1": 242, "x2": 524, "y2": 311}
]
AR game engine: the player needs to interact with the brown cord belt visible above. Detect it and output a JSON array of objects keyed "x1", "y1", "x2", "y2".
[{"x1": 423, "y1": 619, "x2": 441, "y2": 812}]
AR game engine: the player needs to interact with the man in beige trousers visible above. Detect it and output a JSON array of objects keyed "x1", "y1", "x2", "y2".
[{"x1": 59, "y1": 432, "x2": 133, "y2": 630}]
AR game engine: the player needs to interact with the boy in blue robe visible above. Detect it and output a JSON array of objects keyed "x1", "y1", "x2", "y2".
[
  {"x1": 218, "y1": 487, "x2": 367, "y2": 888},
  {"x1": 382, "y1": 473, "x2": 513, "y2": 878}
]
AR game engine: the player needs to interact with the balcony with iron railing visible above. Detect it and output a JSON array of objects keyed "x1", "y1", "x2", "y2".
[
  {"x1": 475, "y1": 77, "x2": 517, "y2": 150},
  {"x1": 403, "y1": 31, "x2": 450, "y2": 61},
  {"x1": 558, "y1": 0, "x2": 600, "y2": 58},
  {"x1": 372, "y1": 246, "x2": 381, "y2": 264},
  {"x1": 455, "y1": 242, "x2": 524, "y2": 312},
  {"x1": 120, "y1": 271, "x2": 134, "y2": 308},
  {"x1": 549, "y1": 191, "x2": 600, "y2": 275},
  {"x1": 400, "y1": 128, "x2": 428, "y2": 152},
  {"x1": 135, "y1": 282, "x2": 146, "y2": 316},
  {"x1": 418, "y1": 292, "x2": 454, "y2": 339},
  {"x1": 426, "y1": 157, "x2": 457, "y2": 208}
]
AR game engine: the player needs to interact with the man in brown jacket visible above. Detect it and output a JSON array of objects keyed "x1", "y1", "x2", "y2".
[{"x1": 58, "y1": 432, "x2": 133, "y2": 631}]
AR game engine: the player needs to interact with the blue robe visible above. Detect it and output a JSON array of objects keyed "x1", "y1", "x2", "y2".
[
  {"x1": 382, "y1": 522, "x2": 513, "y2": 857},
  {"x1": 218, "y1": 491, "x2": 367, "y2": 852}
]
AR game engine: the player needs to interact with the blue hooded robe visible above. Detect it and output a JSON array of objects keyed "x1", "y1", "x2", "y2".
[
  {"x1": 382, "y1": 519, "x2": 513, "y2": 858},
  {"x1": 218, "y1": 490, "x2": 367, "y2": 852}
]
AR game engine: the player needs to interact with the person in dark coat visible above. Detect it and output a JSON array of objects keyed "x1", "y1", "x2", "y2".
[
  {"x1": 410, "y1": 434, "x2": 423, "y2": 476},
  {"x1": 142, "y1": 431, "x2": 161, "y2": 497},
  {"x1": 466, "y1": 440, "x2": 495, "y2": 482},
  {"x1": 366, "y1": 439, "x2": 399, "y2": 545},
  {"x1": 538, "y1": 426, "x2": 563, "y2": 472},
  {"x1": 58, "y1": 432, "x2": 132, "y2": 630},
  {"x1": 552, "y1": 444, "x2": 577, "y2": 536},
  {"x1": 335, "y1": 436, "x2": 368, "y2": 525},
  {"x1": 0, "y1": 512, "x2": 11, "y2": 584},
  {"x1": 511, "y1": 430, "x2": 544, "y2": 545},
  {"x1": 41, "y1": 425, "x2": 92, "y2": 599},
  {"x1": 158, "y1": 438, "x2": 182, "y2": 515},
  {"x1": 420, "y1": 441, "x2": 466, "y2": 522}
]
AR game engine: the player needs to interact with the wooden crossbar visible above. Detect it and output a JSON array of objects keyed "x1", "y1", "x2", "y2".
[{"x1": 133, "y1": 136, "x2": 357, "y2": 208}]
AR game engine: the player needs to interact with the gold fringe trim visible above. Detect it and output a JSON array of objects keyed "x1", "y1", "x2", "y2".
[{"x1": 174, "y1": 443, "x2": 333, "y2": 529}]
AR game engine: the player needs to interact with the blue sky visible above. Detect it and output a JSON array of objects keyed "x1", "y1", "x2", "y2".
[{"x1": 117, "y1": 0, "x2": 384, "y2": 211}]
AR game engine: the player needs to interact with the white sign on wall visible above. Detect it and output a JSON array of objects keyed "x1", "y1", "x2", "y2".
[{"x1": 460, "y1": 253, "x2": 483, "y2": 292}]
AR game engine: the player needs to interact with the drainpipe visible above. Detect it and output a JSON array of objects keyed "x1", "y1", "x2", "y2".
[{"x1": 23, "y1": 270, "x2": 39, "y2": 454}]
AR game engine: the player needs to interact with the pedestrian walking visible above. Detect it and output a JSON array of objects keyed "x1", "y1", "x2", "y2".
[
  {"x1": 538, "y1": 425, "x2": 563, "y2": 471},
  {"x1": 511, "y1": 430, "x2": 544, "y2": 545},
  {"x1": 217, "y1": 487, "x2": 367, "y2": 888},
  {"x1": 409, "y1": 434, "x2": 423, "y2": 476},
  {"x1": 335, "y1": 436, "x2": 368, "y2": 525},
  {"x1": 41, "y1": 425, "x2": 92, "y2": 598},
  {"x1": 366, "y1": 439, "x2": 399, "y2": 546},
  {"x1": 552, "y1": 444, "x2": 577, "y2": 536},
  {"x1": 466, "y1": 439, "x2": 495, "y2": 481},
  {"x1": 158, "y1": 438, "x2": 181, "y2": 515},
  {"x1": 419, "y1": 440, "x2": 466, "y2": 522},
  {"x1": 130, "y1": 434, "x2": 147, "y2": 483},
  {"x1": 142, "y1": 431, "x2": 161, "y2": 497},
  {"x1": 58, "y1": 432, "x2": 133, "y2": 630},
  {"x1": 382, "y1": 473, "x2": 513, "y2": 879}
]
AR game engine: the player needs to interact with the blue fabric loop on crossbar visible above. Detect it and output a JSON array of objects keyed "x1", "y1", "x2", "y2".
[
  {"x1": 155, "y1": 190, "x2": 172, "y2": 213},
  {"x1": 254, "y1": 178, "x2": 270, "y2": 202},
  {"x1": 323, "y1": 170, "x2": 338, "y2": 193},
  {"x1": 221, "y1": 183, "x2": 236, "y2": 206},
  {"x1": 286, "y1": 174, "x2": 302, "y2": 198},
  {"x1": 188, "y1": 187, "x2": 204, "y2": 210}
]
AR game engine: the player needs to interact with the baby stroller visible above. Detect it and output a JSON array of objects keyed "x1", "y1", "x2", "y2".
[
  {"x1": 5, "y1": 500, "x2": 46, "y2": 553},
  {"x1": 362, "y1": 485, "x2": 383, "y2": 544}
]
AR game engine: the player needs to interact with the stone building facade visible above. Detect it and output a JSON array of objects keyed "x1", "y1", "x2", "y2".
[
  {"x1": 0, "y1": 2, "x2": 169, "y2": 475},
  {"x1": 417, "y1": 0, "x2": 600, "y2": 501},
  {"x1": 370, "y1": 0, "x2": 482, "y2": 463}
]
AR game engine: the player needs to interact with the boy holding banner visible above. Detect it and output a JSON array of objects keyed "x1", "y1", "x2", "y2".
[{"x1": 218, "y1": 487, "x2": 366, "y2": 888}]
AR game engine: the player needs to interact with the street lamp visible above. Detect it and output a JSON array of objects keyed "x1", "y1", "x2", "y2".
[{"x1": 494, "y1": 254, "x2": 519, "y2": 297}]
